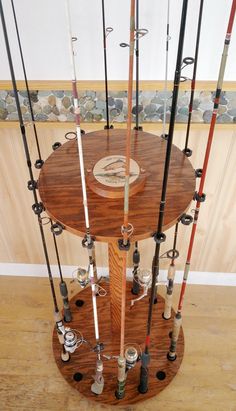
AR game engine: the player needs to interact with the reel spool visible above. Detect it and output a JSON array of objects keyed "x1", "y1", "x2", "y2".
[
  {"x1": 137, "y1": 269, "x2": 152, "y2": 287},
  {"x1": 125, "y1": 346, "x2": 139, "y2": 370},
  {"x1": 75, "y1": 267, "x2": 89, "y2": 288},
  {"x1": 131, "y1": 269, "x2": 152, "y2": 307},
  {"x1": 64, "y1": 328, "x2": 79, "y2": 354}
]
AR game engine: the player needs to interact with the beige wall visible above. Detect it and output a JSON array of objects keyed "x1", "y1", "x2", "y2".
[{"x1": 0, "y1": 122, "x2": 235, "y2": 273}]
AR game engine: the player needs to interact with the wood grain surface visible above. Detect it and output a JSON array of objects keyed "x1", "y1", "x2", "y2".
[
  {"x1": 53, "y1": 281, "x2": 184, "y2": 406},
  {"x1": 108, "y1": 242, "x2": 125, "y2": 333},
  {"x1": 1, "y1": 276, "x2": 236, "y2": 411},
  {"x1": 38, "y1": 129, "x2": 196, "y2": 242}
]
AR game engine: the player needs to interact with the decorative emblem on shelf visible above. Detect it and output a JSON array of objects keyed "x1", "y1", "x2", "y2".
[{"x1": 93, "y1": 155, "x2": 140, "y2": 188}]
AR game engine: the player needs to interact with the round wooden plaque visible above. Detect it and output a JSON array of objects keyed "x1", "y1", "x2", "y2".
[
  {"x1": 53, "y1": 282, "x2": 184, "y2": 406},
  {"x1": 38, "y1": 129, "x2": 196, "y2": 242},
  {"x1": 86, "y1": 154, "x2": 147, "y2": 199}
]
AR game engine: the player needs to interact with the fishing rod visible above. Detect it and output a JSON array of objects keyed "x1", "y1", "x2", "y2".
[
  {"x1": 138, "y1": 0, "x2": 189, "y2": 394},
  {"x1": 131, "y1": 241, "x2": 140, "y2": 295},
  {"x1": 101, "y1": 0, "x2": 113, "y2": 129},
  {"x1": 11, "y1": 0, "x2": 72, "y2": 322},
  {"x1": 161, "y1": 0, "x2": 171, "y2": 140},
  {"x1": 168, "y1": 0, "x2": 236, "y2": 362},
  {"x1": 128, "y1": 0, "x2": 148, "y2": 291},
  {"x1": 0, "y1": 0, "x2": 72, "y2": 362},
  {"x1": 10, "y1": 0, "x2": 43, "y2": 169},
  {"x1": 115, "y1": 0, "x2": 136, "y2": 400},
  {"x1": 120, "y1": 3, "x2": 148, "y2": 125},
  {"x1": 65, "y1": 0, "x2": 104, "y2": 395},
  {"x1": 163, "y1": 222, "x2": 179, "y2": 319},
  {"x1": 134, "y1": 0, "x2": 142, "y2": 131},
  {"x1": 163, "y1": 213, "x2": 193, "y2": 320},
  {"x1": 183, "y1": 0, "x2": 204, "y2": 157}
]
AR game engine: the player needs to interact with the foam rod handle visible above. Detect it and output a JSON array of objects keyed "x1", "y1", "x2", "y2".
[
  {"x1": 168, "y1": 312, "x2": 182, "y2": 361},
  {"x1": 60, "y1": 281, "x2": 72, "y2": 322},
  {"x1": 138, "y1": 365, "x2": 148, "y2": 394},
  {"x1": 64, "y1": 306, "x2": 72, "y2": 322},
  {"x1": 167, "y1": 263, "x2": 176, "y2": 280},
  {"x1": 163, "y1": 291, "x2": 173, "y2": 320},
  {"x1": 132, "y1": 274, "x2": 140, "y2": 295}
]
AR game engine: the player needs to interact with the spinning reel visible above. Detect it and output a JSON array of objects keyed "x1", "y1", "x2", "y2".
[
  {"x1": 131, "y1": 268, "x2": 168, "y2": 307},
  {"x1": 125, "y1": 346, "x2": 139, "y2": 371},
  {"x1": 74, "y1": 267, "x2": 90, "y2": 288}
]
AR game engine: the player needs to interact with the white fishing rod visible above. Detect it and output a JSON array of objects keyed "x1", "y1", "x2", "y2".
[{"x1": 65, "y1": 0, "x2": 104, "y2": 395}]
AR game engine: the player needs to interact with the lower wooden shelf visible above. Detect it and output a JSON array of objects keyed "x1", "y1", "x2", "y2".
[{"x1": 52, "y1": 282, "x2": 184, "y2": 406}]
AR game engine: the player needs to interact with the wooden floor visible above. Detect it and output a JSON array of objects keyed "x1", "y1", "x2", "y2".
[{"x1": 0, "y1": 276, "x2": 236, "y2": 411}]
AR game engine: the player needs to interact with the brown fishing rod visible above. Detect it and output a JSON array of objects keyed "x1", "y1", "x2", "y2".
[
  {"x1": 115, "y1": 0, "x2": 135, "y2": 400},
  {"x1": 168, "y1": 0, "x2": 236, "y2": 361},
  {"x1": 138, "y1": 0, "x2": 189, "y2": 394}
]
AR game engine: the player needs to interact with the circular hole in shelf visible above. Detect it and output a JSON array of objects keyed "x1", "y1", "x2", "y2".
[
  {"x1": 73, "y1": 372, "x2": 83, "y2": 382},
  {"x1": 75, "y1": 299, "x2": 84, "y2": 307},
  {"x1": 156, "y1": 371, "x2": 166, "y2": 381}
]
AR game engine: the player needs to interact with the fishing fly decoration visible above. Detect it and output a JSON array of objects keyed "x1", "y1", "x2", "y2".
[{"x1": 1, "y1": 0, "x2": 235, "y2": 406}]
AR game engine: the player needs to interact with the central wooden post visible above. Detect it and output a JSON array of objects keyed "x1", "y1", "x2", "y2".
[{"x1": 108, "y1": 242, "x2": 126, "y2": 333}]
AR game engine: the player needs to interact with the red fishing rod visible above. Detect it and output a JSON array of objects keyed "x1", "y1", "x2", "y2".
[{"x1": 168, "y1": 0, "x2": 236, "y2": 361}]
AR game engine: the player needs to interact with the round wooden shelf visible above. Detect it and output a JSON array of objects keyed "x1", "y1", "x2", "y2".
[
  {"x1": 38, "y1": 129, "x2": 195, "y2": 242},
  {"x1": 53, "y1": 282, "x2": 184, "y2": 406}
]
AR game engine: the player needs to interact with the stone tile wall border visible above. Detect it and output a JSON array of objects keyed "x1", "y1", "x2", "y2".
[{"x1": 0, "y1": 89, "x2": 236, "y2": 124}]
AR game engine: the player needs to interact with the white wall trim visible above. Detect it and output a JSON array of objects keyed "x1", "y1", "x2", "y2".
[{"x1": 0, "y1": 263, "x2": 236, "y2": 286}]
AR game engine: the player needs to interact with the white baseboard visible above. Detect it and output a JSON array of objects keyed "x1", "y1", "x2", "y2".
[{"x1": 0, "y1": 263, "x2": 235, "y2": 286}]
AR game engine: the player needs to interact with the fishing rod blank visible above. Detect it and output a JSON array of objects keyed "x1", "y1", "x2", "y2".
[
  {"x1": 50, "y1": 220, "x2": 72, "y2": 322},
  {"x1": 183, "y1": 0, "x2": 204, "y2": 157},
  {"x1": 65, "y1": 0, "x2": 104, "y2": 395},
  {"x1": 0, "y1": 0, "x2": 69, "y2": 362},
  {"x1": 163, "y1": 213, "x2": 193, "y2": 320},
  {"x1": 11, "y1": 0, "x2": 72, "y2": 323},
  {"x1": 10, "y1": 0, "x2": 43, "y2": 169},
  {"x1": 138, "y1": 0, "x2": 189, "y2": 394},
  {"x1": 134, "y1": 0, "x2": 142, "y2": 131},
  {"x1": 131, "y1": 241, "x2": 140, "y2": 295},
  {"x1": 168, "y1": 0, "x2": 236, "y2": 362},
  {"x1": 161, "y1": 0, "x2": 171, "y2": 140},
  {"x1": 115, "y1": 0, "x2": 135, "y2": 400},
  {"x1": 101, "y1": 0, "x2": 113, "y2": 129}
]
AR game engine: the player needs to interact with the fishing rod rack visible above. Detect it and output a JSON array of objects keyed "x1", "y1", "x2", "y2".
[{"x1": 1, "y1": 0, "x2": 235, "y2": 406}]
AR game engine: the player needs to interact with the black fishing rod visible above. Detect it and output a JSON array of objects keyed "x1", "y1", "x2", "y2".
[
  {"x1": 168, "y1": 0, "x2": 236, "y2": 363},
  {"x1": 183, "y1": 0, "x2": 204, "y2": 156},
  {"x1": 50, "y1": 219, "x2": 72, "y2": 322},
  {"x1": 101, "y1": 0, "x2": 113, "y2": 129},
  {"x1": 161, "y1": 0, "x2": 171, "y2": 140},
  {"x1": 163, "y1": 213, "x2": 192, "y2": 320},
  {"x1": 131, "y1": 241, "x2": 140, "y2": 295},
  {"x1": 134, "y1": 0, "x2": 142, "y2": 131},
  {"x1": 0, "y1": 0, "x2": 71, "y2": 362},
  {"x1": 11, "y1": 0, "x2": 72, "y2": 322},
  {"x1": 10, "y1": 0, "x2": 43, "y2": 168},
  {"x1": 138, "y1": 0, "x2": 189, "y2": 394}
]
